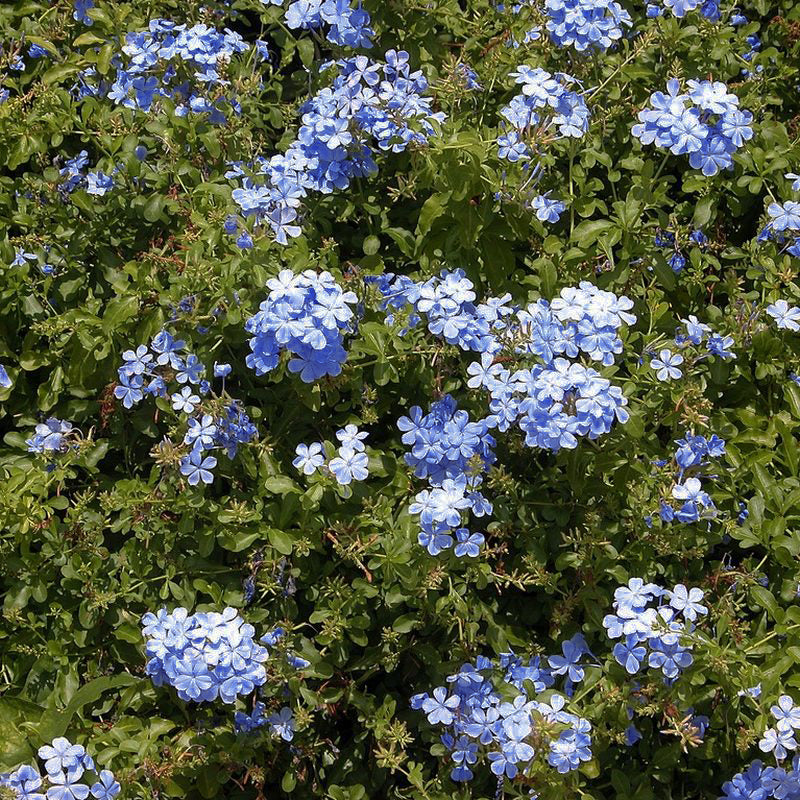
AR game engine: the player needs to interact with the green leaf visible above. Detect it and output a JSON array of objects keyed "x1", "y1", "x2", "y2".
[
  {"x1": 35, "y1": 675, "x2": 141, "y2": 743},
  {"x1": 102, "y1": 296, "x2": 139, "y2": 334},
  {"x1": 143, "y1": 193, "x2": 165, "y2": 222},
  {"x1": 415, "y1": 192, "x2": 449, "y2": 239},
  {"x1": 268, "y1": 528, "x2": 294, "y2": 555},
  {"x1": 693, "y1": 195, "x2": 714, "y2": 228}
]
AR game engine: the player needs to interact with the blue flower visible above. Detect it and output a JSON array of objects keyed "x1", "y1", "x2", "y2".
[
  {"x1": 73, "y1": 0, "x2": 94, "y2": 25},
  {"x1": 171, "y1": 386, "x2": 200, "y2": 413},
  {"x1": 421, "y1": 686, "x2": 459, "y2": 725},
  {"x1": 179, "y1": 446, "x2": 217, "y2": 485},
  {"x1": 114, "y1": 376, "x2": 144, "y2": 408},
  {"x1": 11, "y1": 247, "x2": 37, "y2": 267},
  {"x1": 292, "y1": 442, "x2": 325, "y2": 475},
  {"x1": 668, "y1": 584, "x2": 707, "y2": 621},
  {"x1": 328, "y1": 446, "x2": 369, "y2": 485},
  {"x1": 38, "y1": 739, "x2": 85, "y2": 776},
  {"x1": 531, "y1": 193, "x2": 566, "y2": 223},
  {"x1": 759, "y1": 726, "x2": 797, "y2": 761},
  {"x1": 85, "y1": 170, "x2": 114, "y2": 196},
  {"x1": 0, "y1": 364, "x2": 12, "y2": 388},
  {"x1": 46, "y1": 771, "x2": 90, "y2": 800},
  {"x1": 453, "y1": 528, "x2": 484, "y2": 558},
  {"x1": 771, "y1": 695, "x2": 800, "y2": 731},
  {"x1": 613, "y1": 636, "x2": 647, "y2": 674},
  {"x1": 89, "y1": 771, "x2": 120, "y2": 800},
  {"x1": 768, "y1": 201, "x2": 800, "y2": 233},
  {"x1": 767, "y1": 299, "x2": 800, "y2": 332},
  {"x1": 650, "y1": 349, "x2": 683, "y2": 381},
  {"x1": 184, "y1": 415, "x2": 217, "y2": 448},
  {"x1": 335, "y1": 424, "x2": 368, "y2": 451},
  {"x1": 267, "y1": 707, "x2": 295, "y2": 741}
]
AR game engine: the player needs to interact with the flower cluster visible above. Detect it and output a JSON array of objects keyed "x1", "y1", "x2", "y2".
[
  {"x1": 245, "y1": 269, "x2": 357, "y2": 382},
  {"x1": 367, "y1": 268, "x2": 512, "y2": 353},
  {"x1": 653, "y1": 226, "x2": 708, "y2": 273},
  {"x1": 234, "y1": 702, "x2": 296, "y2": 740},
  {"x1": 645, "y1": 432, "x2": 725, "y2": 526},
  {"x1": 25, "y1": 418, "x2": 78, "y2": 455},
  {"x1": 58, "y1": 150, "x2": 115, "y2": 198},
  {"x1": 400, "y1": 395, "x2": 495, "y2": 557},
  {"x1": 293, "y1": 424, "x2": 370, "y2": 485},
  {"x1": 280, "y1": 0, "x2": 374, "y2": 48},
  {"x1": 229, "y1": 50, "x2": 444, "y2": 244},
  {"x1": 759, "y1": 696, "x2": 800, "y2": 761},
  {"x1": 720, "y1": 758, "x2": 800, "y2": 800},
  {"x1": 73, "y1": 0, "x2": 95, "y2": 25},
  {"x1": 495, "y1": 66, "x2": 590, "y2": 216},
  {"x1": 469, "y1": 283, "x2": 634, "y2": 451},
  {"x1": 0, "y1": 363, "x2": 11, "y2": 388},
  {"x1": 544, "y1": 0, "x2": 632, "y2": 52},
  {"x1": 411, "y1": 651, "x2": 592, "y2": 782},
  {"x1": 648, "y1": 312, "x2": 736, "y2": 384},
  {"x1": 10, "y1": 244, "x2": 56, "y2": 275},
  {"x1": 0, "y1": 737, "x2": 119, "y2": 800},
  {"x1": 603, "y1": 579, "x2": 706, "y2": 682},
  {"x1": 632, "y1": 79, "x2": 754, "y2": 176},
  {"x1": 115, "y1": 331, "x2": 257, "y2": 484},
  {"x1": 142, "y1": 607, "x2": 269, "y2": 704},
  {"x1": 106, "y1": 19, "x2": 249, "y2": 122},
  {"x1": 646, "y1": 0, "x2": 721, "y2": 19}
]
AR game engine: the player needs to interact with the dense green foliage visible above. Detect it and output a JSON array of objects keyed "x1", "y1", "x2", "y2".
[{"x1": 2, "y1": 0, "x2": 800, "y2": 798}]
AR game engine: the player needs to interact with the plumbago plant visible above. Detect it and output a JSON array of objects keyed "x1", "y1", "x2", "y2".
[{"x1": 4, "y1": 0, "x2": 800, "y2": 798}]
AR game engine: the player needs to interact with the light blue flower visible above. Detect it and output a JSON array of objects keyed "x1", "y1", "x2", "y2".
[{"x1": 650, "y1": 349, "x2": 683, "y2": 381}]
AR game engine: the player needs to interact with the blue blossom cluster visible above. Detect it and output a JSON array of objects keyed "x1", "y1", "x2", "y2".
[
  {"x1": 470, "y1": 283, "x2": 634, "y2": 451},
  {"x1": 645, "y1": 432, "x2": 725, "y2": 526},
  {"x1": 455, "y1": 63, "x2": 482, "y2": 91},
  {"x1": 25, "y1": 418, "x2": 77, "y2": 455},
  {"x1": 11, "y1": 244, "x2": 56, "y2": 276},
  {"x1": 759, "y1": 695, "x2": 800, "y2": 761},
  {"x1": 410, "y1": 651, "x2": 592, "y2": 782},
  {"x1": 367, "y1": 268, "x2": 512, "y2": 353},
  {"x1": 0, "y1": 363, "x2": 11, "y2": 388},
  {"x1": 114, "y1": 331, "x2": 257, "y2": 484},
  {"x1": 278, "y1": 0, "x2": 374, "y2": 48},
  {"x1": 245, "y1": 269, "x2": 357, "y2": 382},
  {"x1": 0, "y1": 737, "x2": 120, "y2": 800},
  {"x1": 653, "y1": 226, "x2": 708, "y2": 273},
  {"x1": 632, "y1": 79, "x2": 754, "y2": 176},
  {"x1": 293, "y1": 424, "x2": 370, "y2": 485},
  {"x1": 675, "y1": 313, "x2": 736, "y2": 359},
  {"x1": 648, "y1": 313, "x2": 736, "y2": 383},
  {"x1": 720, "y1": 757, "x2": 800, "y2": 800},
  {"x1": 495, "y1": 66, "x2": 589, "y2": 217},
  {"x1": 400, "y1": 395, "x2": 495, "y2": 557},
  {"x1": 73, "y1": 0, "x2": 95, "y2": 25},
  {"x1": 646, "y1": 0, "x2": 721, "y2": 20},
  {"x1": 58, "y1": 150, "x2": 115, "y2": 198},
  {"x1": 106, "y1": 19, "x2": 249, "y2": 122},
  {"x1": 228, "y1": 50, "x2": 444, "y2": 244},
  {"x1": 142, "y1": 607, "x2": 269, "y2": 704},
  {"x1": 544, "y1": 0, "x2": 632, "y2": 52},
  {"x1": 372, "y1": 276, "x2": 634, "y2": 456},
  {"x1": 234, "y1": 702, "x2": 296, "y2": 740},
  {"x1": 603, "y1": 579, "x2": 706, "y2": 682}
]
